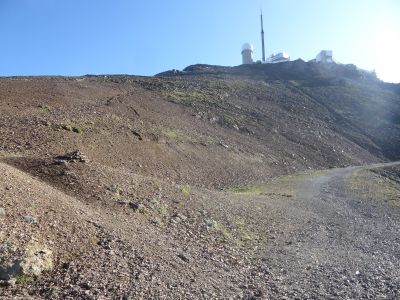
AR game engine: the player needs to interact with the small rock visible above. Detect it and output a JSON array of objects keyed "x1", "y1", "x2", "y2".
[
  {"x1": 55, "y1": 150, "x2": 88, "y2": 163},
  {"x1": 172, "y1": 213, "x2": 187, "y2": 222},
  {"x1": 0, "y1": 208, "x2": 5, "y2": 218},
  {"x1": 7, "y1": 278, "x2": 16, "y2": 287},
  {"x1": 151, "y1": 217, "x2": 163, "y2": 227},
  {"x1": 128, "y1": 202, "x2": 140, "y2": 210},
  {"x1": 129, "y1": 203, "x2": 148, "y2": 214},
  {"x1": 43, "y1": 287, "x2": 59, "y2": 298},
  {"x1": 62, "y1": 262, "x2": 70, "y2": 269},
  {"x1": 219, "y1": 142, "x2": 229, "y2": 149},
  {"x1": 116, "y1": 199, "x2": 129, "y2": 205},
  {"x1": 80, "y1": 282, "x2": 90, "y2": 290},
  {"x1": 23, "y1": 215, "x2": 37, "y2": 224},
  {"x1": 177, "y1": 253, "x2": 190, "y2": 263},
  {"x1": 60, "y1": 170, "x2": 72, "y2": 176}
]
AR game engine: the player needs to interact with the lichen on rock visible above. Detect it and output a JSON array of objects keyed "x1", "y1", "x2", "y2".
[
  {"x1": 21, "y1": 240, "x2": 53, "y2": 277},
  {"x1": 0, "y1": 240, "x2": 53, "y2": 283}
]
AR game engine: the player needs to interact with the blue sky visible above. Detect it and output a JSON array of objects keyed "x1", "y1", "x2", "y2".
[{"x1": 1, "y1": 0, "x2": 399, "y2": 82}]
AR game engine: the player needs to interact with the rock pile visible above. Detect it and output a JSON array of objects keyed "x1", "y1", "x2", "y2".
[{"x1": 55, "y1": 150, "x2": 89, "y2": 163}]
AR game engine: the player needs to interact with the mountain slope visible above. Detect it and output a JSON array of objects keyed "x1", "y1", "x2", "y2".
[
  {"x1": 1, "y1": 61, "x2": 400, "y2": 298},
  {"x1": 1, "y1": 62, "x2": 399, "y2": 189}
]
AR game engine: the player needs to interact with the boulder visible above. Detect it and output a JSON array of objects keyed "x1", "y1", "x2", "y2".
[
  {"x1": 0, "y1": 241, "x2": 53, "y2": 282},
  {"x1": 21, "y1": 241, "x2": 53, "y2": 277}
]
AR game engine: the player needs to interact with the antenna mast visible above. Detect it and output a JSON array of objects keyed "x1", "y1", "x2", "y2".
[{"x1": 260, "y1": 9, "x2": 266, "y2": 63}]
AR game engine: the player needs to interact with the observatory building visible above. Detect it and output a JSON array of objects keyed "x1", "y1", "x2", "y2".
[
  {"x1": 241, "y1": 43, "x2": 254, "y2": 64},
  {"x1": 241, "y1": 11, "x2": 290, "y2": 65},
  {"x1": 266, "y1": 52, "x2": 290, "y2": 64},
  {"x1": 316, "y1": 50, "x2": 334, "y2": 63}
]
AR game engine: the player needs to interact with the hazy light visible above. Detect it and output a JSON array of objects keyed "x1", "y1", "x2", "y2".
[{"x1": 370, "y1": 20, "x2": 400, "y2": 83}]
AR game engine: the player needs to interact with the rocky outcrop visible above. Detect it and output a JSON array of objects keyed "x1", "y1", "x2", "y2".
[{"x1": 0, "y1": 240, "x2": 53, "y2": 283}]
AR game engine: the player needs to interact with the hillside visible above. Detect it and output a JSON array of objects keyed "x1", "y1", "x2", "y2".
[{"x1": 1, "y1": 61, "x2": 400, "y2": 299}]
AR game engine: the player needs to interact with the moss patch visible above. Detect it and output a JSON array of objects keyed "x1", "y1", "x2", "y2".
[
  {"x1": 38, "y1": 104, "x2": 51, "y2": 114},
  {"x1": 181, "y1": 185, "x2": 190, "y2": 198},
  {"x1": 15, "y1": 274, "x2": 34, "y2": 285},
  {"x1": 162, "y1": 128, "x2": 178, "y2": 139},
  {"x1": 346, "y1": 167, "x2": 400, "y2": 206},
  {"x1": 230, "y1": 170, "x2": 328, "y2": 198},
  {"x1": 207, "y1": 218, "x2": 259, "y2": 249}
]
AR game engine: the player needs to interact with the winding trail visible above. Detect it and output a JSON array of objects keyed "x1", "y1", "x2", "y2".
[{"x1": 260, "y1": 162, "x2": 400, "y2": 299}]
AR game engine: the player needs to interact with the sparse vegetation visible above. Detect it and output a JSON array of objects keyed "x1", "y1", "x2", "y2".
[
  {"x1": 207, "y1": 219, "x2": 232, "y2": 241},
  {"x1": 180, "y1": 185, "x2": 190, "y2": 197},
  {"x1": 54, "y1": 119, "x2": 85, "y2": 134},
  {"x1": 38, "y1": 104, "x2": 51, "y2": 113},
  {"x1": 346, "y1": 166, "x2": 400, "y2": 206},
  {"x1": 15, "y1": 274, "x2": 34, "y2": 285},
  {"x1": 72, "y1": 127, "x2": 83, "y2": 134},
  {"x1": 231, "y1": 185, "x2": 264, "y2": 195},
  {"x1": 230, "y1": 170, "x2": 329, "y2": 197},
  {"x1": 206, "y1": 218, "x2": 258, "y2": 248},
  {"x1": 161, "y1": 83, "x2": 229, "y2": 105},
  {"x1": 162, "y1": 128, "x2": 178, "y2": 139},
  {"x1": 61, "y1": 124, "x2": 72, "y2": 131},
  {"x1": 157, "y1": 202, "x2": 168, "y2": 216},
  {"x1": 1, "y1": 61, "x2": 399, "y2": 299}
]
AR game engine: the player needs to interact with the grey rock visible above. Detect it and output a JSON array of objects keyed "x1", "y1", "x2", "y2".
[
  {"x1": 116, "y1": 199, "x2": 129, "y2": 205},
  {"x1": 172, "y1": 213, "x2": 187, "y2": 223},
  {"x1": 0, "y1": 208, "x2": 5, "y2": 218},
  {"x1": 129, "y1": 202, "x2": 148, "y2": 214},
  {"x1": 177, "y1": 253, "x2": 190, "y2": 263},
  {"x1": 0, "y1": 260, "x2": 21, "y2": 280},
  {"x1": 55, "y1": 150, "x2": 88, "y2": 163},
  {"x1": 151, "y1": 217, "x2": 163, "y2": 227},
  {"x1": 128, "y1": 202, "x2": 140, "y2": 210},
  {"x1": 0, "y1": 242, "x2": 16, "y2": 253},
  {"x1": 0, "y1": 241, "x2": 53, "y2": 281},
  {"x1": 23, "y1": 215, "x2": 37, "y2": 224},
  {"x1": 21, "y1": 241, "x2": 53, "y2": 277},
  {"x1": 7, "y1": 278, "x2": 16, "y2": 286}
]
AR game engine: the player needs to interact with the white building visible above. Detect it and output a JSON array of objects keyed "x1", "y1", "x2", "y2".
[
  {"x1": 266, "y1": 52, "x2": 290, "y2": 63},
  {"x1": 316, "y1": 50, "x2": 334, "y2": 63},
  {"x1": 241, "y1": 43, "x2": 254, "y2": 64}
]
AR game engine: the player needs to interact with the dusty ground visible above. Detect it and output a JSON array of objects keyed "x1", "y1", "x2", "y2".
[
  {"x1": 1, "y1": 159, "x2": 399, "y2": 299},
  {"x1": 1, "y1": 62, "x2": 400, "y2": 299},
  {"x1": 251, "y1": 162, "x2": 400, "y2": 299}
]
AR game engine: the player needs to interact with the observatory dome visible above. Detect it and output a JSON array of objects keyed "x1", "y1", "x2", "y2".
[{"x1": 242, "y1": 43, "x2": 254, "y2": 52}]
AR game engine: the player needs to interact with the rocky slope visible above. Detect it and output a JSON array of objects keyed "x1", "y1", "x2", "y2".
[{"x1": 0, "y1": 61, "x2": 399, "y2": 299}]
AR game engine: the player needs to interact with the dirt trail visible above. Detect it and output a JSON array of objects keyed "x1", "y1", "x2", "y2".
[{"x1": 259, "y1": 162, "x2": 400, "y2": 299}]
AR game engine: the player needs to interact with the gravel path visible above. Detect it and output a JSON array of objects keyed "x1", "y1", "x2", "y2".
[
  {"x1": 2, "y1": 161, "x2": 399, "y2": 299},
  {"x1": 258, "y1": 164, "x2": 400, "y2": 299}
]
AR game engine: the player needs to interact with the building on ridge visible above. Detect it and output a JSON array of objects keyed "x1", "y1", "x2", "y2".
[
  {"x1": 315, "y1": 50, "x2": 334, "y2": 63},
  {"x1": 266, "y1": 52, "x2": 290, "y2": 64},
  {"x1": 241, "y1": 11, "x2": 290, "y2": 65},
  {"x1": 241, "y1": 43, "x2": 254, "y2": 65}
]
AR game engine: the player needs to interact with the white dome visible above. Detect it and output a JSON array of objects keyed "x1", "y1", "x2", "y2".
[{"x1": 242, "y1": 43, "x2": 253, "y2": 52}]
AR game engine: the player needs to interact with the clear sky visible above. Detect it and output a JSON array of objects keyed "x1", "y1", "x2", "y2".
[{"x1": 1, "y1": 0, "x2": 399, "y2": 82}]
